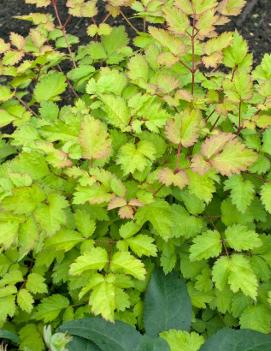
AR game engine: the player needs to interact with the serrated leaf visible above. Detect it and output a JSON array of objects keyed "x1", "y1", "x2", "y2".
[
  {"x1": 34, "y1": 294, "x2": 69, "y2": 323},
  {"x1": 17, "y1": 289, "x2": 34, "y2": 313},
  {"x1": 25, "y1": 0, "x2": 50, "y2": 7},
  {"x1": 223, "y1": 31, "x2": 248, "y2": 67},
  {"x1": 126, "y1": 234, "x2": 157, "y2": 257},
  {"x1": 163, "y1": 6, "x2": 189, "y2": 35},
  {"x1": 158, "y1": 168, "x2": 188, "y2": 190},
  {"x1": 190, "y1": 230, "x2": 222, "y2": 261},
  {"x1": 260, "y1": 183, "x2": 271, "y2": 214},
  {"x1": 110, "y1": 251, "x2": 146, "y2": 280},
  {"x1": 34, "y1": 193, "x2": 68, "y2": 236},
  {"x1": 0, "y1": 221, "x2": 19, "y2": 250},
  {"x1": 212, "y1": 254, "x2": 258, "y2": 300},
  {"x1": 240, "y1": 304, "x2": 271, "y2": 334},
  {"x1": 79, "y1": 117, "x2": 111, "y2": 160},
  {"x1": 224, "y1": 175, "x2": 255, "y2": 213},
  {"x1": 90, "y1": 279, "x2": 116, "y2": 321},
  {"x1": 34, "y1": 72, "x2": 67, "y2": 103},
  {"x1": 165, "y1": 110, "x2": 202, "y2": 147},
  {"x1": 127, "y1": 55, "x2": 149, "y2": 83},
  {"x1": 149, "y1": 26, "x2": 186, "y2": 56},
  {"x1": 225, "y1": 225, "x2": 262, "y2": 251},
  {"x1": 211, "y1": 140, "x2": 257, "y2": 176},
  {"x1": 19, "y1": 324, "x2": 44, "y2": 351},
  {"x1": 69, "y1": 247, "x2": 108, "y2": 275},
  {"x1": 100, "y1": 95, "x2": 130, "y2": 131},
  {"x1": 218, "y1": 0, "x2": 246, "y2": 16},
  {"x1": 160, "y1": 330, "x2": 204, "y2": 351},
  {"x1": 144, "y1": 269, "x2": 192, "y2": 336},
  {"x1": 26, "y1": 273, "x2": 48, "y2": 294},
  {"x1": 205, "y1": 32, "x2": 233, "y2": 55},
  {"x1": 187, "y1": 170, "x2": 216, "y2": 204}
]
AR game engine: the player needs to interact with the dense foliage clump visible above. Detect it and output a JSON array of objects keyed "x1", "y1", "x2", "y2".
[{"x1": 0, "y1": 0, "x2": 270, "y2": 349}]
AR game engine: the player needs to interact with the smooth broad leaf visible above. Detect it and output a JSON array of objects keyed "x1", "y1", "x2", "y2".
[
  {"x1": 136, "y1": 335, "x2": 170, "y2": 351},
  {"x1": 144, "y1": 268, "x2": 192, "y2": 336},
  {"x1": 34, "y1": 72, "x2": 67, "y2": 102},
  {"x1": 0, "y1": 329, "x2": 19, "y2": 345},
  {"x1": 59, "y1": 317, "x2": 142, "y2": 351},
  {"x1": 68, "y1": 336, "x2": 101, "y2": 351},
  {"x1": 199, "y1": 328, "x2": 271, "y2": 351}
]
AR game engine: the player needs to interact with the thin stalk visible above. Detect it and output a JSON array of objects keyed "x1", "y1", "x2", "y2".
[
  {"x1": 51, "y1": 0, "x2": 77, "y2": 68},
  {"x1": 119, "y1": 10, "x2": 139, "y2": 34},
  {"x1": 57, "y1": 64, "x2": 79, "y2": 98},
  {"x1": 237, "y1": 100, "x2": 242, "y2": 134},
  {"x1": 175, "y1": 143, "x2": 182, "y2": 173},
  {"x1": 191, "y1": 15, "x2": 196, "y2": 96},
  {"x1": 14, "y1": 94, "x2": 37, "y2": 116}
]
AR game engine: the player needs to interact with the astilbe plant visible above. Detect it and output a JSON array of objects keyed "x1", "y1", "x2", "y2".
[{"x1": 0, "y1": 0, "x2": 271, "y2": 349}]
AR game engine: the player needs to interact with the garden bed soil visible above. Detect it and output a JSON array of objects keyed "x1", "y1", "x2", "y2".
[{"x1": 0, "y1": 0, "x2": 270, "y2": 65}]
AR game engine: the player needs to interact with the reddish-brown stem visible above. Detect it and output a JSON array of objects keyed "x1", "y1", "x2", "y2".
[
  {"x1": 180, "y1": 59, "x2": 193, "y2": 73},
  {"x1": 51, "y1": 0, "x2": 77, "y2": 68},
  {"x1": 210, "y1": 115, "x2": 221, "y2": 131},
  {"x1": 63, "y1": 14, "x2": 72, "y2": 29},
  {"x1": 231, "y1": 65, "x2": 237, "y2": 81},
  {"x1": 57, "y1": 64, "x2": 79, "y2": 98},
  {"x1": 237, "y1": 100, "x2": 242, "y2": 134},
  {"x1": 102, "y1": 13, "x2": 111, "y2": 23},
  {"x1": 14, "y1": 94, "x2": 37, "y2": 116},
  {"x1": 191, "y1": 15, "x2": 196, "y2": 96},
  {"x1": 175, "y1": 143, "x2": 182, "y2": 173},
  {"x1": 120, "y1": 10, "x2": 139, "y2": 34}
]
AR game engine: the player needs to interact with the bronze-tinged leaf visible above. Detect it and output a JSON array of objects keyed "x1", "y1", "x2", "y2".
[
  {"x1": 149, "y1": 26, "x2": 186, "y2": 56},
  {"x1": 10, "y1": 33, "x2": 25, "y2": 50},
  {"x1": 158, "y1": 167, "x2": 188, "y2": 190},
  {"x1": 202, "y1": 52, "x2": 223, "y2": 68},
  {"x1": 0, "y1": 38, "x2": 10, "y2": 54},
  {"x1": 165, "y1": 109, "x2": 203, "y2": 147},
  {"x1": 119, "y1": 205, "x2": 134, "y2": 219},
  {"x1": 163, "y1": 6, "x2": 189, "y2": 35},
  {"x1": 218, "y1": 0, "x2": 246, "y2": 16},
  {"x1": 201, "y1": 132, "x2": 235, "y2": 159},
  {"x1": 108, "y1": 197, "x2": 127, "y2": 210},
  {"x1": 211, "y1": 139, "x2": 258, "y2": 176},
  {"x1": 191, "y1": 154, "x2": 211, "y2": 175},
  {"x1": 79, "y1": 116, "x2": 112, "y2": 161}
]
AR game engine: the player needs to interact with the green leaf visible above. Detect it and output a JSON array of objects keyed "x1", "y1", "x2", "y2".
[
  {"x1": 164, "y1": 6, "x2": 189, "y2": 34},
  {"x1": 136, "y1": 335, "x2": 170, "y2": 351},
  {"x1": 165, "y1": 110, "x2": 202, "y2": 147},
  {"x1": 110, "y1": 251, "x2": 146, "y2": 280},
  {"x1": 144, "y1": 269, "x2": 192, "y2": 336},
  {"x1": 128, "y1": 55, "x2": 149, "y2": 83},
  {"x1": 17, "y1": 289, "x2": 34, "y2": 313},
  {"x1": 34, "y1": 294, "x2": 69, "y2": 323},
  {"x1": 240, "y1": 304, "x2": 271, "y2": 334},
  {"x1": 90, "y1": 280, "x2": 115, "y2": 321},
  {"x1": 187, "y1": 171, "x2": 216, "y2": 204},
  {"x1": 59, "y1": 317, "x2": 142, "y2": 351},
  {"x1": 26, "y1": 273, "x2": 48, "y2": 294},
  {"x1": 160, "y1": 330, "x2": 204, "y2": 351},
  {"x1": 34, "y1": 193, "x2": 68, "y2": 236},
  {"x1": 69, "y1": 247, "x2": 108, "y2": 275},
  {"x1": 212, "y1": 254, "x2": 258, "y2": 300},
  {"x1": 225, "y1": 225, "x2": 262, "y2": 251},
  {"x1": 126, "y1": 234, "x2": 157, "y2": 257},
  {"x1": 0, "y1": 329, "x2": 19, "y2": 345},
  {"x1": 79, "y1": 116, "x2": 111, "y2": 160},
  {"x1": 34, "y1": 72, "x2": 67, "y2": 102},
  {"x1": 67, "y1": 336, "x2": 101, "y2": 351},
  {"x1": 260, "y1": 183, "x2": 271, "y2": 214},
  {"x1": 224, "y1": 175, "x2": 255, "y2": 213},
  {"x1": 19, "y1": 324, "x2": 44, "y2": 351},
  {"x1": 100, "y1": 95, "x2": 130, "y2": 131},
  {"x1": 223, "y1": 32, "x2": 248, "y2": 68},
  {"x1": 0, "y1": 221, "x2": 19, "y2": 250},
  {"x1": 117, "y1": 141, "x2": 156, "y2": 175},
  {"x1": 190, "y1": 230, "x2": 222, "y2": 261},
  {"x1": 200, "y1": 328, "x2": 271, "y2": 351}
]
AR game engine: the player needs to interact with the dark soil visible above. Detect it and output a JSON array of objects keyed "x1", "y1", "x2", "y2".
[{"x1": 0, "y1": 0, "x2": 270, "y2": 64}]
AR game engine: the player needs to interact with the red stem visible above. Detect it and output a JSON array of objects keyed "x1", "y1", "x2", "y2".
[
  {"x1": 191, "y1": 16, "x2": 196, "y2": 96},
  {"x1": 51, "y1": 0, "x2": 76, "y2": 68},
  {"x1": 175, "y1": 143, "x2": 182, "y2": 173}
]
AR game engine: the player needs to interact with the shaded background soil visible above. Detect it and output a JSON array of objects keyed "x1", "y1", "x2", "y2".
[{"x1": 0, "y1": 0, "x2": 270, "y2": 65}]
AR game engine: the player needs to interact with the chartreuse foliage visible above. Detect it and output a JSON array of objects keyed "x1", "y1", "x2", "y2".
[
  {"x1": 58, "y1": 270, "x2": 271, "y2": 351},
  {"x1": 0, "y1": 0, "x2": 270, "y2": 349}
]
